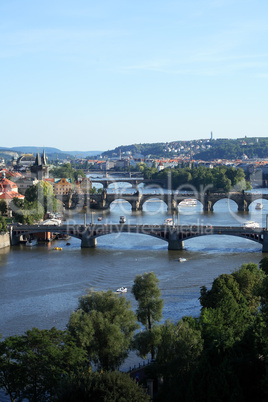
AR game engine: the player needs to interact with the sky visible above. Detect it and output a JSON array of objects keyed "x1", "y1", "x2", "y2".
[{"x1": 1, "y1": 0, "x2": 268, "y2": 152}]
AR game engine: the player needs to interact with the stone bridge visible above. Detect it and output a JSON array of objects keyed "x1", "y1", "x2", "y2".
[
  {"x1": 9, "y1": 223, "x2": 268, "y2": 252},
  {"x1": 80, "y1": 191, "x2": 268, "y2": 212}
]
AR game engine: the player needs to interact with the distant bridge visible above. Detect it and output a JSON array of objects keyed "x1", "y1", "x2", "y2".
[
  {"x1": 9, "y1": 224, "x2": 268, "y2": 252},
  {"x1": 79, "y1": 191, "x2": 268, "y2": 212}
]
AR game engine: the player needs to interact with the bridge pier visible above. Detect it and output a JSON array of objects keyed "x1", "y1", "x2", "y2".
[
  {"x1": 9, "y1": 227, "x2": 21, "y2": 245},
  {"x1": 81, "y1": 233, "x2": 97, "y2": 248},
  {"x1": 237, "y1": 200, "x2": 249, "y2": 212},
  {"x1": 168, "y1": 233, "x2": 184, "y2": 250},
  {"x1": 262, "y1": 232, "x2": 268, "y2": 253}
]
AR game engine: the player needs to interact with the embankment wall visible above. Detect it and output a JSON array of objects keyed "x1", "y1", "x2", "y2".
[{"x1": 0, "y1": 233, "x2": 10, "y2": 249}]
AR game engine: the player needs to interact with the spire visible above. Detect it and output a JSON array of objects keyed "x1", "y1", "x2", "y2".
[
  {"x1": 42, "y1": 148, "x2": 47, "y2": 165},
  {"x1": 35, "y1": 152, "x2": 41, "y2": 166}
]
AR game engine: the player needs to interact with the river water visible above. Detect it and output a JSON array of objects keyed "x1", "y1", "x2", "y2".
[{"x1": 1, "y1": 183, "x2": 268, "y2": 371}]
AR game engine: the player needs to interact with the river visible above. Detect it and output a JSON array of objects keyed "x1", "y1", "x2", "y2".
[{"x1": 0, "y1": 183, "x2": 268, "y2": 371}]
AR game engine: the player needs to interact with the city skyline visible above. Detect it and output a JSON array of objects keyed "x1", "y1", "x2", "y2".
[{"x1": 1, "y1": 0, "x2": 268, "y2": 151}]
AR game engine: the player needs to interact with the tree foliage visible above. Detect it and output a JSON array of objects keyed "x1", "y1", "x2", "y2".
[
  {"x1": 151, "y1": 165, "x2": 251, "y2": 192},
  {"x1": 132, "y1": 272, "x2": 164, "y2": 359},
  {"x1": 67, "y1": 290, "x2": 139, "y2": 370},
  {"x1": 0, "y1": 327, "x2": 87, "y2": 402},
  {"x1": 56, "y1": 370, "x2": 150, "y2": 402},
  {"x1": 50, "y1": 163, "x2": 85, "y2": 182},
  {"x1": 0, "y1": 216, "x2": 7, "y2": 232},
  {"x1": 0, "y1": 200, "x2": 8, "y2": 216}
]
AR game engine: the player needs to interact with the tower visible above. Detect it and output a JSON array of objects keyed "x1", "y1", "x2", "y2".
[{"x1": 30, "y1": 149, "x2": 49, "y2": 180}]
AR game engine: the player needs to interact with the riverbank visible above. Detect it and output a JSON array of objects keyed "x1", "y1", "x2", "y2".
[{"x1": 0, "y1": 233, "x2": 10, "y2": 249}]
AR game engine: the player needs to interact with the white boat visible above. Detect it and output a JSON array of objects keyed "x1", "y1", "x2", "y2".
[
  {"x1": 116, "y1": 287, "x2": 127, "y2": 293},
  {"x1": 119, "y1": 216, "x2": 126, "y2": 224},
  {"x1": 163, "y1": 218, "x2": 173, "y2": 226},
  {"x1": 242, "y1": 221, "x2": 260, "y2": 228},
  {"x1": 179, "y1": 199, "x2": 197, "y2": 207},
  {"x1": 177, "y1": 257, "x2": 187, "y2": 262},
  {"x1": 255, "y1": 202, "x2": 263, "y2": 210},
  {"x1": 26, "y1": 238, "x2": 38, "y2": 246}
]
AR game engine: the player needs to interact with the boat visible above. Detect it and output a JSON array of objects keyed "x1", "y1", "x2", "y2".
[
  {"x1": 177, "y1": 258, "x2": 187, "y2": 262},
  {"x1": 242, "y1": 221, "x2": 260, "y2": 228},
  {"x1": 25, "y1": 238, "x2": 38, "y2": 246},
  {"x1": 255, "y1": 202, "x2": 263, "y2": 210},
  {"x1": 98, "y1": 216, "x2": 103, "y2": 221},
  {"x1": 116, "y1": 287, "x2": 127, "y2": 293},
  {"x1": 163, "y1": 218, "x2": 173, "y2": 226},
  {"x1": 179, "y1": 199, "x2": 197, "y2": 207},
  {"x1": 53, "y1": 247, "x2": 63, "y2": 250},
  {"x1": 119, "y1": 216, "x2": 126, "y2": 224}
]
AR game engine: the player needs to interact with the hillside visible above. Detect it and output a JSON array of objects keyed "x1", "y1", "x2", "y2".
[{"x1": 102, "y1": 137, "x2": 268, "y2": 160}]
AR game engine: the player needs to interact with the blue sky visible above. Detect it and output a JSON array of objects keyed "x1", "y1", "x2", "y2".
[{"x1": 1, "y1": 0, "x2": 268, "y2": 152}]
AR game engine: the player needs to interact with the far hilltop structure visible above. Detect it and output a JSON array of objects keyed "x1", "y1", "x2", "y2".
[{"x1": 30, "y1": 149, "x2": 49, "y2": 180}]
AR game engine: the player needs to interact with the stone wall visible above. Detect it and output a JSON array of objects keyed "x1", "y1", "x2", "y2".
[{"x1": 0, "y1": 233, "x2": 10, "y2": 249}]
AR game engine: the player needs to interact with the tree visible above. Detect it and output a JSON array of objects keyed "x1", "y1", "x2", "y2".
[
  {"x1": 11, "y1": 198, "x2": 44, "y2": 224},
  {"x1": 56, "y1": 370, "x2": 150, "y2": 402},
  {"x1": 154, "y1": 318, "x2": 203, "y2": 401},
  {"x1": 25, "y1": 181, "x2": 59, "y2": 214},
  {"x1": 0, "y1": 327, "x2": 87, "y2": 402},
  {"x1": 132, "y1": 272, "x2": 164, "y2": 359},
  {"x1": 260, "y1": 257, "x2": 268, "y2": 275},
  {"x1": 0, "y1": 216, "x2": 7, "y2": 232},
  {"x1": 67, "y1": 290, "x2": 139, "y2": 371},
  {"x1": 0, "y1": 200, "x2": 8, "y2": 216}
]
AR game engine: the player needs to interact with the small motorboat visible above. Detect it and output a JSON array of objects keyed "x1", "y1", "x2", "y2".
[
  {"x1": 255, "y1": 202, "x2": 263, "y2": 210},
  {"x1": 116, "y1": 287, "x2": 127, "y2": 293},
  {"x1": 119, "y1": 216, "x2": 126, "y2": 224},
  {"x1": 177, "y1": 258, "x2": 187, "y2": 262},
  {"x1": 242, "y1": 221, "x2": 260, "y2": 229},
  {"x1": 98, "y1": 216, "x2": 103, "y2": 221},
  {"x1": 25, "y1": 239, "x2": 38, "y2": 247},
  {"x1": 163, "y1": 218, "x2": 173, "y2": 226}
]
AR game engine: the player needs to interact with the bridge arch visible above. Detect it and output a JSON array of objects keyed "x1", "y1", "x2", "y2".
[
  {"x1": 212, "y1": 198, "x2": 239, "y2": 212},
  {"x1": 108, "y1": 198, "x2": 132, "y2": 213},
  {"x1": 141, "y1": 196, "x2": 168, "y2": 213}
]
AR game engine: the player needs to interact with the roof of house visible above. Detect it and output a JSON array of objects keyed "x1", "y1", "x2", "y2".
[{"x1": 0, "y1": 191, "x2": 24, "y2": 200}]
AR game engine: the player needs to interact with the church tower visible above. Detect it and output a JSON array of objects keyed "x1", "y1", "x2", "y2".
[{"x1": 31, "y1": 149, "x2": 49, "y2": 180}]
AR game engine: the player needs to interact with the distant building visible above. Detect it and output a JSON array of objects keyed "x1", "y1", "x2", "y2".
[
  {"x1": 0, "y1": 174, "x2": 24, "y2": 205},
  {"x1": 15, "y1": 177, "x2": 39, "y2": 195},
  {"x1": 15, "y1": 153, "x2": 36, "y2": 170},
  {"x1": 30, "y1": 149, "x2": 49, "y2": 180},
  {"x1": 54, "y1": 178, "x2": 73, "y2": 195}
]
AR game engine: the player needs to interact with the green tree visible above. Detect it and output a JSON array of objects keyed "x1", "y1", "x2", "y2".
[
  {"x1": 11, "y1": 198, "x2": 44, "y2": 224},
  {"x1": 155, "y1": 318, "x2": 203, "y2": 401},
  {"x1": 0, "y1": 327, "x2": 87, "y2": 402},
  {"x1": 67, "y1": 290, "x2": 139, "y2": 371},
  {"x1": 25, "y1": 181, "x2": 59, "y2": 214},
  {"x1": 0, "y1": 216, "x2": 7, "y2": 232},
  {"x1": 132, "y1": 272, "x2": 164, "y2": 359},
  {"x1": 56, "y1": 370, "x2": 150, "y2": 402},
  {"x1": 260, "y1": 257, "x2": 268, "y2": 275},
  {"x1": 0, "y1": 200, "x2": 8, "y2": 216}
]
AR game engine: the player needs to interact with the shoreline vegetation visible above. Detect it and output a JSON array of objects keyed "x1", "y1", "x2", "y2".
[{"x1": 1, "y1": 261, "x2": 268, "y2": 401}]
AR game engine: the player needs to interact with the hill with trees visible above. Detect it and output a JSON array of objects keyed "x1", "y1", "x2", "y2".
[{"x1": 102, "y1": 137, "x2": 268, "y2": 160}]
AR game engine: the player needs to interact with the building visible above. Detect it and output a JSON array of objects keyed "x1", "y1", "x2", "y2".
[
  {"x1": 54, "y1": 178, "x2": 73, "y2": 195},
  {"x1": 0, "y1": 175, "x2": 24, "y2": 207},
  {"x1": 30, "y1": 149, "x2": 49, "y2": 180},
  {"x1": 15, "y1": 177, "x2": 39, "y2": 195}
]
